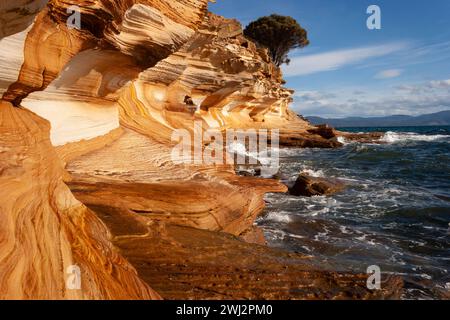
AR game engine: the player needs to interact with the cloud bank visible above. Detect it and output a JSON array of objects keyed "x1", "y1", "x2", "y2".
[
  {"x1": 283, "y1": 42, "x2": 409, "y2": 77},
  {"x1": 293, "y1": 79, "x2": 450, "y2": 118},
  {"x1": 375, "y1": 69, "x2": 402, "y2": 79}
]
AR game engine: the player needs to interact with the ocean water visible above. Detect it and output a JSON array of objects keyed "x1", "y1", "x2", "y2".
[{"x1": 257, "y1": 126, "x2": 450, "y2": 299}]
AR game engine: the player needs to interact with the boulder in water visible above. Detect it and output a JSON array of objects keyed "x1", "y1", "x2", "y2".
[
  {"x1": 307, "y1": 124, "x2": 337, "y2": 140},
  {"x1": 289, "y1": 173, "x2": 345, "y2": 197}
]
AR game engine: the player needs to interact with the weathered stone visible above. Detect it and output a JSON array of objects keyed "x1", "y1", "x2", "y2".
[
  {"x1": 307, "y1": 124, "x2": 338, "y2": 139},
  {"x1": 0, "y1": 102, "x2": 160, "y2": 300},
  {"x1": 339, "y1": 131, "x2": 386, "y2": 144},
  {"x1": 0, "y1": 0, "x2": 402, "y2": 301},
  {"x1": 290, "y1": 173, "x2": 346, "y2": 197},
  {"x1": 91, "y1": 209, "x2": 403, "y2": 300}
]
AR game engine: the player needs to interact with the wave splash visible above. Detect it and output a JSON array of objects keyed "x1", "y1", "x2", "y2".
[
  {"x1": 381, "y1": 131, "x2": 449, "y2": 143},
  {"x1": 259, "y1": 125, "x2": 450, "y2": 299}
]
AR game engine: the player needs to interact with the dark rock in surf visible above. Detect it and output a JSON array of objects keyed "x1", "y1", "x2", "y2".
[
  {"x1": 289, "y1": 173, "x2": 346, "y2": 197},
  {"x1": 307, "y1": 124, "x2": 337, "y2": 140}
]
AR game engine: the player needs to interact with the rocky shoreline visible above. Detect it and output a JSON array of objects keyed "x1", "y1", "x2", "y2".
[
  {"x1": 0, "y1": 0, "x2": 398, "y2": 299},
  {"x1": 63, "y1": 131, "x2": 401, "y2": 300}
]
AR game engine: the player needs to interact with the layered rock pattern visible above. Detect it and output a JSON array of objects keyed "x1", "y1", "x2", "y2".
[
  {"x1": 0, "y1": 0, "x2": 400, "y2": 299},
  {"x1": 93, "y1": 213, "x2": 403, "y2": 300},
  {"x1": 0, "y1": 0, "x2": 208, "y2": 300},
  {"x1": 0, "y1": 101, "x2": 160, "y2": 299},
  {"x1": 0, "y1": 0, "x2": 48, "y2": 39}
]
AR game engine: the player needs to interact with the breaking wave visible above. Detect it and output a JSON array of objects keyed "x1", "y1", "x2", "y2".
[
  {"x1": 259, "y1": 125, "x2": 450, "y2": 300},
  {"x1": 381, "y1": 131, "x2": 449, "y2": 143}
]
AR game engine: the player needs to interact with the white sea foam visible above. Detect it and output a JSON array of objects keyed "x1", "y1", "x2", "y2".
[
  {"x1": 339, "y1": 226, "x2": 352, "y2": 234},
  {"x1": 381, "y1": 131, "x2": 448, "y2": 143},
  {"x1": 337, "y1": 136, "x2": 348, "y2": 145},
  {"x1": 309, "y1": 207, "x2": 331, "y2": 216},
  {"x1": 264, "y1": 211, "x2": 292, "y2": 223},
  {"x1": 301, "y1": 168, "x2": 325, "y2": 178},
  {"x1": 279, "y1": 148, "x2": 303, "y2": 156},
  {"x1": 420, "y1": 274, "x2": 433, "y2": 280}
]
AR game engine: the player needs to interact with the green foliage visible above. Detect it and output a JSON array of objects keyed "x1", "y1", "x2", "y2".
[{"x1": 244, "y1": 14, "x2": 309, "y2": 67}]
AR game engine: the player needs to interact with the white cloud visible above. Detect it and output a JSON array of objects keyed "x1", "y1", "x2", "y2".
[
  {"x1": 395, "y1": 79, "x2": 450, "y2": 94},
  {"x1": 293, "y1": 79, "x2": 450, "y2": 117},
  {"x1": 295, "y1": 91, "x2": 336, "y2": 101},
  {"x1": 283, "y1": 42, "x2": 409, "y2": 77},
  {"x1": 374, "y1": 69, "x2": 402, "y2": 79},
  {"x1": 427, "y1": 79, "x2": 450, "y2": 89}
]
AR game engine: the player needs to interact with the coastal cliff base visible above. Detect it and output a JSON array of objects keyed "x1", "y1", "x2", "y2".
[{"x1": 83, "y1": 200, "x2": 403, "y2": 300}]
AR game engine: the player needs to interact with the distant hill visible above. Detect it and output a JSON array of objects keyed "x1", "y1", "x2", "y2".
[{"x1": 307, "y1": 110, "x2": 450, "y2": 128}]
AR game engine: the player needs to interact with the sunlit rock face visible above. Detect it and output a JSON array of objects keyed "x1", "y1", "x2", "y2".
[
  {"x1": 0, "y1": 0, "x2": 396, "y2": 300},
  {"x1": 2, "y1": 0, "x2": 209, "y2": 145},
  {"x1": 1, "y1": 1, "x2": 330, "y2": 148},
  {"x1": 22, "y1": 49, "x2": 138, "y2": 146},
  {"x1": 0, "y1": 0, "x2": 47, "y2": 97},
  {"x1": 129, "y1": 13, "x2": 300, "y2": 136},
  {"x1": 0, "y1": 26, "x2": 30, "y2": 97},
  {"x1": 119, "y1": 13, "x2": 338, "y2": 148},
  {"x1": 0, "y1": 101, "x2": 160, "y2": 300},
  {"x1": 106, "y1": 4, "x2": 197, "y2": 67},
  {"x1": 0, "y1": 0, "x2": 208, "y2": 300}
]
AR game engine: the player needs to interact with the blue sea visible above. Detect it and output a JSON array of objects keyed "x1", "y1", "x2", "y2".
[{"x1": 258, "y1": 126, "x2": 450, "y2": 299}]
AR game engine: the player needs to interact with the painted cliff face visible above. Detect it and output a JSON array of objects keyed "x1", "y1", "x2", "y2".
[
  {"x1": 0, "y1": 0, "x2": 209, "y2": 300},
  {"x1": 0, "y1": 0, "x2": 400, "y2": 300}
]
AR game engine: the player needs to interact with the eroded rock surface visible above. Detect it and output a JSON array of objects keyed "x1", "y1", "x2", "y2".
[
  {"x1": 87, "y1": 206, "x2": 403, "y2": 300},
  {"x1": 0, "y1": 102, "x2": 159, "y2": 299},
  {"x1": 1, "y1": 0, "x2": 208, "y2": 300},
  {"x1": 0, "y1": 0, "x2": 403, "y2": 300}
]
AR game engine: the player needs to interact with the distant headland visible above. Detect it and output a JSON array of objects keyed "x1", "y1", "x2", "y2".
[{"x1": 307, "y1": 110, "x2": 450, "y2": 128}]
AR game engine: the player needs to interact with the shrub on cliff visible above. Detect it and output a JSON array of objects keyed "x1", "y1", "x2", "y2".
[{"x1": 244, "y1": 14, "x2": 309, "y2": 67}]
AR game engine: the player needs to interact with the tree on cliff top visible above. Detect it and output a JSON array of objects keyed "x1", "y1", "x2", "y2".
[{"x1": 244, "y1": 14, "x2": 309, "y2": 67}]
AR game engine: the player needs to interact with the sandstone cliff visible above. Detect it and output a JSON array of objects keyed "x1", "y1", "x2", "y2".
[{"x1": 0, "y1": 0, "x2": 400, "y2": 299}]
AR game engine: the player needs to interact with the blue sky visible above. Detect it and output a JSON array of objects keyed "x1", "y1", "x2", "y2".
[{"x1": 210, "y1": 0, "x2": 450, "y2": 118}]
